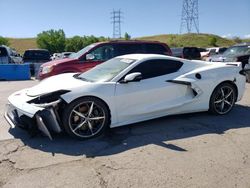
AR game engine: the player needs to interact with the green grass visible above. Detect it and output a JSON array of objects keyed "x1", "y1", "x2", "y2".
[
  {"x1": 7, "y1": 34, "x2": 250, "y2": 54},
  {"x1": 137, "y1": 33, "x2": 236, "y2": 48},
  {"x1": 8, "y1": 38, "x2": 37, "y2": 54}
]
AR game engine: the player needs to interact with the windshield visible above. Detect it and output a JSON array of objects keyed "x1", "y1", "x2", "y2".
[
  {"x1": 69, "y1": 43, "x2": 97, "y2": 59},
  {"x1": 77, "y1": 58, "x2": 136, "y2": 82},
  {"x1": 223, "y1": 46, "x2": 250, "y2": 57}
]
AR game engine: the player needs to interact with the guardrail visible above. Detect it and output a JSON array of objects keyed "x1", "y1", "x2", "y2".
[{"x1": 0, "y1": 64, "x2": 31, "y2": 81}]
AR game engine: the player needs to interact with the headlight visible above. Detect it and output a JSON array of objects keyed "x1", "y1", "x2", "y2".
[
  {"x1": 41, "y1": 65, "x2": 54, "y2": 74},
  {"x1": 28, "y1": 90, "x2": 70, "y2": 105}
]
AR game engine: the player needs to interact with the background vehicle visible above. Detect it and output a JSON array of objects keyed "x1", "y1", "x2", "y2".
[
  {"x1": 207, "y1": 47, "x2": 228, "y2": 56},
  {"x1": 246, "y1": 57, "x2": 250, "y2": 83},
  {"x1": 210, "y1": 43, "x2": 250, "y2": 68},
  {"x1": 201, "y1": 47, "x2": 228, "y2": 60},
  {"x1": 171, "y1": 47, "x2": 201, "y2": 60},
  {"x1": 51, "y1": 52, "x2": 75, "y2": 60},
  {"x1": 0, "y1": 45, "x2": 22, "y2": 64},
  {"x1": 39, "y1": 40, "x2": 172, "y2": 80},
  {"x1": 23, "y1": 49, "x2": 50, "y2": 77},
  {"x1": 51, "y1": 53, "x2": 61, "y2": 60},
  {"x1": 61, "y1": 52, "x2": 74, "y2": 59},
  {"x1": 6, "y1": 54, "x2": 246, "y2": 140}
]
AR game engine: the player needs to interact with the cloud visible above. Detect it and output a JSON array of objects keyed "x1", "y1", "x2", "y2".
[
  {"x1": 243, "y1": 34, "x2": 250, "y2": 39},
  {"x1": 221, "y1": 34, "x2": 233, "y2": 39}
]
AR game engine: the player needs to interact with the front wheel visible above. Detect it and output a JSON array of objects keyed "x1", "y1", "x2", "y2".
[
  {"x1": 209, "y1": 83, "x2": 236, "y2": 115},
  {"x1": 62, "y1": 97, "x2": 110, "y2": 139}
]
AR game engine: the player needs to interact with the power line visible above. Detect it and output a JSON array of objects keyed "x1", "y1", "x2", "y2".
[
  {"x1": 180, "y1": 0, "x2": 199, "y2": 34},
  {"x1": 111, "y1": 9, "x2": 123, "y2": 39}
]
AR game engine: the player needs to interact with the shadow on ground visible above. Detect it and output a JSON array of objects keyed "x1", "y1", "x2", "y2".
[{"x1": 9, "y1": 104, "x2": 250, "y2": 157}]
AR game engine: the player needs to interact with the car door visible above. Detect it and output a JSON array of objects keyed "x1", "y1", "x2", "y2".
[{"x1": 114, "y1": 59, "x2": 194, "y2": 125}]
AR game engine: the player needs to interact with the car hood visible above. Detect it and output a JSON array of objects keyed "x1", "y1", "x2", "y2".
[
  {"x1": 40, "y1": 58, "x2": 77, "y2": 67},
  {"x1": 26, "y1": 73, "x2": 89, "y2": 97}
]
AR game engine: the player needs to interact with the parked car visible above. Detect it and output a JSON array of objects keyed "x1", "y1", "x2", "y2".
[
  {"x1": 5, "y1": 54, "x2": 246, "y2": 139},
  {"x1": 39, "y1": 40, "x2": 172, "y2": 80},
  {"x1": 171, "y1": 47, "x2": 201, "y2": 60},
  {"x1": 51, "y1": 53, "x2": 61, "y2": 60},
  {"x1": 210, "y1": 43, "x2": 250, "y2": 68},
  {"x1": 61, "y1": 52, "x2": 74, "y2": 59},
  {"x1": 23, "y1": 49, "x2": 50, "y2": 77},
  {"x1": 207, "y1": 47, "x2": 227, "y2": 56},
  {"x1": 246, "y1": 57, "x2": 250, "y2": 83},
  {"x1": 201, "y1": 47, "x2": 228, "y2": 60},
  {"x1": 0, "y1": 45, "x2": 22, "y2": 64}
]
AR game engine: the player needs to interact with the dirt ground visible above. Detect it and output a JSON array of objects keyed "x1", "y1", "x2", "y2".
[{"x1": 0, "y1": 81, "x2": 250, "y2": 188}]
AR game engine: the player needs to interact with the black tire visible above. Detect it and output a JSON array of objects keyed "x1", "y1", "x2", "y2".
[
  {"x1": 209, "y1": 83, "x2": 236, "y2": 115},
  {"x1": 62, "y1": 97, "x2": 110, "y2": 139}
]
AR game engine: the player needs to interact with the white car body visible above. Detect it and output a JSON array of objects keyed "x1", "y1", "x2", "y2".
[{"x1": 5, "y1": 54, "x2": 246, "y2": 139}]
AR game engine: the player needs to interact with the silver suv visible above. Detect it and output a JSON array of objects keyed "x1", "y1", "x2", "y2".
[{"x1": 0, "y1": 45, "x2": 22, "y2": 64}]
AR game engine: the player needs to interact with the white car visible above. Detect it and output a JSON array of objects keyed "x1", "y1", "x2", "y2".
[{"x1": 5, "y1": 54, "x2": 246, "y2": 140}]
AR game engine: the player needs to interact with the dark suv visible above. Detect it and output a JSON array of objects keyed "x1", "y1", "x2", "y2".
[
  {"x1": 39, "y1": 40, "x2": 172, "y2": 80},
  {"x1": 23, "y1": 49, "x2": 50, "y2": 76},
  {"x1": 171, "y1": 47, "x2": 201, "y2": 60}
]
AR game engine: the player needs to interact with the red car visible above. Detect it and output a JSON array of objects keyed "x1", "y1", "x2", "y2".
[{"x1": 39, "y1": 40, "x2": 172, "y2": 80}]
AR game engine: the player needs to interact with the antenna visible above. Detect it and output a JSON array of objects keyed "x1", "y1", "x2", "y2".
[
  {"x1": 180, "y1": 0, "x2": 199, "y2": 34},
  {"x1": 111, "y1": 9, "x2": 123, "y2": 39}
]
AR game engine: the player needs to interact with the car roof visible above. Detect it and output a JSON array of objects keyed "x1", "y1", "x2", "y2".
[
  {"x1": 117, "y1": 53, "x2": 182, "y2": 61},
  {"x1": 95, "y1": 40, "x2": 165, "y2": 45}
]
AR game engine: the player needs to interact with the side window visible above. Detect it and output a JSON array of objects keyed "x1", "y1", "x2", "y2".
[
  {"x1": 89, "y1": 45, "x2": 115, "y2": 61},
  {"x1": 115, "y1": 44, "x2": 145, "y2": 56},
  {"x1": 145, "y1": 44, "x2": 166, "y2": 54},
  {"x1": 129, "y1": 59, "x2": 183, "y2": 80}
]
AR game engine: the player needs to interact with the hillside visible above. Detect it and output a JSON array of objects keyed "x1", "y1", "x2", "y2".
[
  {"x1": 7, "y1": 34, "x2": 250, "y2": 54},
  {"x1": 8, "y1": 38, "x2": 37, "y2": 54},
  {"x1": 137, "y1": 33, "x2": 236, "y2": 48}
]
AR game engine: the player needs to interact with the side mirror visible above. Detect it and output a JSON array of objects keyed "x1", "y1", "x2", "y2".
[
  {"x1": 86, "y1": 54, "x2": 95, "y2": 60},
  {"x1": 121, "y1": 72, "x2": 142, "y2": 83}
]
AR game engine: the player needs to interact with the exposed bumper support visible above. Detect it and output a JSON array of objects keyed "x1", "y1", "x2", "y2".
[
  {"x1": 5, "y1": 103, "x2": 62, "y2": 140},
  {"x1": 4, "y1": 111, "x2": 17, "y2": 129}
]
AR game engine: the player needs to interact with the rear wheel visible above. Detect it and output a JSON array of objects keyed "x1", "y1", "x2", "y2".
[
  {"x1": 209, "y1": 83, "x2": 236, "y2": 115},
  {"x1": 62, "y1": 97, "x2": 110, "y2": 139}
]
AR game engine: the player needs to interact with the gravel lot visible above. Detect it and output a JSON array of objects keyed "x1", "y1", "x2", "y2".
[{"x1": 0, "y1": 80, "x2": 250, "y2": 188}]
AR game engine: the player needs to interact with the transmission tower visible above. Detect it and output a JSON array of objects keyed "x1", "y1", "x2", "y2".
[
  {"x1": 180, "y1": 0, "x2": 199, "y2": 34},
  {"x1": 111, "y1": 9, "x2": 122, "y2": 39}
]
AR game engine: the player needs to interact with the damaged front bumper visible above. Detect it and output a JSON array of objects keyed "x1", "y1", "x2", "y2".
[{"x1": 4, "y1": 89, "x2": 64, "y2": 140}]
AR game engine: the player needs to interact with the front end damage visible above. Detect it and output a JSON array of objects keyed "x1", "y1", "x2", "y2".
[{"x1": 5, "y1": 89, "x2": 69, "y2": 140}]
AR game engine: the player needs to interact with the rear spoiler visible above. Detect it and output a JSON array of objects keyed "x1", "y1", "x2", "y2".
[{"x1": 225, "y1": 62, "x2": 242, "y2": 67}]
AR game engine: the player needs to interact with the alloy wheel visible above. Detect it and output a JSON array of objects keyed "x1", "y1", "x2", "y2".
[
  {"x1": 213, "y1": 86, "x2": 235, "y2": 114},
  {"x1": 68, "y1": 101, "x2": 106, "y2": 138}
]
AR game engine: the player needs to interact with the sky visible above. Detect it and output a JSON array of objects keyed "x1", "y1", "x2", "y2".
[{"x1": 0, "y1": 0, "x2": 249, "y2": 38}]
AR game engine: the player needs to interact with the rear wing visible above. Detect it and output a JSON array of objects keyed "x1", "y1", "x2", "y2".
[{"x1": 225, "y1": 62, "x2": 242, "y2": 67}]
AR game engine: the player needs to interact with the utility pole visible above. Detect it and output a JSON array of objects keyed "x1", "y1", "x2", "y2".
[
  {"x1": 111, "y1": 9, "x2": 123, "y2": 39},
  {"x1": 180, "y1": 0, "x2": 199, "y2": 34}
]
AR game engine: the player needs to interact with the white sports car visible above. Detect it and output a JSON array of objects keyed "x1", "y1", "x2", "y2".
[{"x1": 5, "y1": 54, "x2": 247, "y2": 140}]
